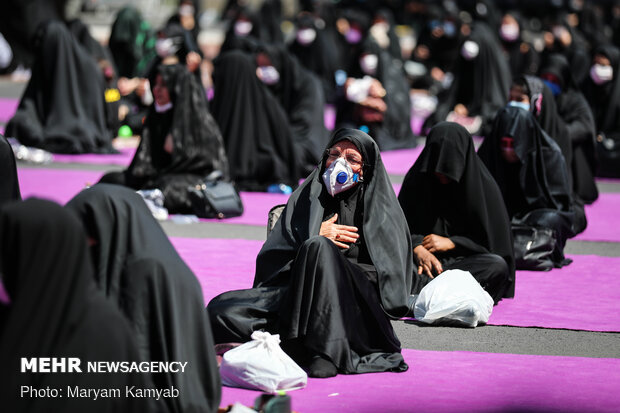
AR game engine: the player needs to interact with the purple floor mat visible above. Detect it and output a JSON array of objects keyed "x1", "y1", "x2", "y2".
[
  {"x1": 0, "y1": 97, "x2": 18, "y2": 123},
  {"x1": 172, "y1": 236, "x2": 620, "y2": 332},
  {"x1": 169, "y1": 237, "x2": 260, "y2": 304},
  {"x1": 17, "y1": 168, "x2": 289, "y2": 221},
  {"x1": 52, "y1": 147, "x2": 136, "y2": 166},
  {"x1": 220, "y1": 349, "x2": 620, "y2": 413},
  {"x1": 381, "y1": 147, "x2": 424, "y2": 175},
  {"x1": 17, "y1": 168, "x2": 103, "y2": 204},
  {"x1": 200, "y1": 191, "x2": 289, "y2": 226},
  {"x1": 488, "y1": 254, "x2": 620, "y2": 332},
  {"x1": 574, "y1": 193, "x2": 620, "y2": 242}
]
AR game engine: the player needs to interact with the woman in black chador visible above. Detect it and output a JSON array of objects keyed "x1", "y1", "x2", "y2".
[
  {"x1": 478, "y1": 106, "x2": 577, "y2": 269},
  {"x1": 208, "y1": 128, "x2": 413, "y2": 378},
  {"x1": 539, "y1": 53, "x2": 598, "y2": 204},
  {"x1": 66, "y1": 184, "x2": 221, "y2": 413},
  {"x1": 398, "y1": 122, "x2": 515, "y2": 305},
  {"x1": 210, "y1": 50, "x2": 300, "y2": 191},
  {"x1": 5, "y1": 20, "x2": 114, "y2": 154},
  {"x1": 582, "y1": 44, "x2": 620, "y2": 178},
  {"x1": 336, "y1": 38, "x2": 417, "y2": 151},
  {"x1": 100, "y1": 63, "x2": 229, "y2": 213},
  {"x1": 0, "y1": 134, "x2": 21, "y2": 206},
  {"x1": 0, "y1": 199, "x2": 159, "y2": 412},
  {"x1": 425, "y1": 22, "x2": 511, "y2": 136}
]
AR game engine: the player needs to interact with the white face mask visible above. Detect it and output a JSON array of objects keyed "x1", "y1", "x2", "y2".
[
  {"x1": 234, "y1": 20, "x2": 253, "y2": 37},
  {"x1": 500, "y1": 23, "x2": 519, "y2": 42},
  {"x1": 322, "y1": 157, "x2": 361, "y2": 197},
  {"x1": 359, "y1": 54, "x2": 378, "y2": 75},
  {"x1": 296, "y1": 28, "x2": 317, "y2": 45},
  {"x1": 155, "y1": 38, "x2": 179, "y2": 58},
  {"x1": 154, "y1": 101, "x2": 173, "y2": 113},
  {"x1": 461, "y1": 40, "x2": 480, "y2": 60},
  {"x1": 257, "y1": 66, "x2": 280, "y2": 85},
  {"x1": 590, "y1": 64, "x2": 613, "y2": 85}
]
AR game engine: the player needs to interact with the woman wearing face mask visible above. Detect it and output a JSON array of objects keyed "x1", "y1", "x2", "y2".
[
  {"x1": 424, "y1": 22, "x2": 511, "y2": 136},
  {"x1": 398, "y1": 122, "x2": 515, "y2": 304},
  {"x1": 254, "y1": 44, "x2": 330, "y2": 176},
  {"x1": 582, "y1": 45, "x2": 620, "y2": 177},
  {"x1": 99, "y1": 63, "x2": 229, "y2": 213},
  {"x1": 208, "y1": 128, "x2": 413, "y2": 378},
  {"x1": 479, "y1": 106, "x2": 577, "y2": 269},
  {"x1": 499, "y1": 11, "x2": 540, "y2": 78},
  {"x1": 288, "y1": 12, "x2": 341, "y2": 104},
  {"x1": 337, "y1": 39, "x2": 417, "y2": 150},
  {"x1": 210, "y1": 50, "x2": 300, "y2": 191},
  {"x1": 540, "y1": 53, "x2": 598, "y2": 203}
]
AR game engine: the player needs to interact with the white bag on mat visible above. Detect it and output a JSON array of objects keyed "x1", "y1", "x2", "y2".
[
  {"x1": 220, "y1": 331, "x2": 307, "y2": 393},
  {"x1": 413, "y1": 269, "x2": 494, "y2": 327}
]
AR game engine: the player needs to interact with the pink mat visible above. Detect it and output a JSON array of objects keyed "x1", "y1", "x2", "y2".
[
  {"x1": 0, "y1": 97, "x2": 18, "y2": 123},
  {"x1": 169, "y1": 237, "x2": 260, "y2": 304},
  {"x1": 172, "y1": 238, "x2": 620, "y2": 332},
  {"x1": 52, "y1": 147, "x2": 136, "y2": 166},
  {"x1": 574, "y1": 193, "x2": 620, "y2": 242},
  {"x1": 17, "y1": 168, "x2": 288, "y2": 222},
  {"x1": 381, "y1": 147, "x2": 424, "y2": 175},
  {"x1": 17, "y1": 168, "x2": 103, "y2": 205},
  {"x1": 200, "y1": 192, "x2": 289, "y2": 226},
  {"x1": 220, "y1": 349, "x2": 620, "y2": 413},
  {"x1": 489, "y1": 254, "x2": 620, "y2": 332},
  {"x1": 324, "y1": 104, "x2": 336, "y2": 130}
]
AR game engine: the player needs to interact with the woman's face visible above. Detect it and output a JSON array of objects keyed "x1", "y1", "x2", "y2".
[
  {"x1": 326, "y1": 140, "x2": 364, "y2": 177},
  {"x1": 153, "y1": 74, "x2": 171, "y2": 106},
  {"x1": 501, "y1": 136, "x2": 519, "y2": 163}
]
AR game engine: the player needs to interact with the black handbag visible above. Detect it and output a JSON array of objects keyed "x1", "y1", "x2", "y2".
[
  {"x1": 511, "y1": 224, "x2": 556, "y2": 271},
  {"x1": 188, "y1": 171, "x2": 244, "y2": 219}
]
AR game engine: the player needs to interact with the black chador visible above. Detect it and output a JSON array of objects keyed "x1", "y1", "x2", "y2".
[
  {"x1": 398, "y1": 122, "x2": 515, "y2": 304},
  {"x1": 208, "y1": 128, "x2": 413, "y2": 377}
]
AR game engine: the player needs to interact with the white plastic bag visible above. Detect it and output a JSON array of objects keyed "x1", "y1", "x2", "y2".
[
  {"x1": 413, "y1": 269, "x2": 494, "y2": 327},
  {"x1": 220, "y1": 331, "x2": 308, "y2": 393}
]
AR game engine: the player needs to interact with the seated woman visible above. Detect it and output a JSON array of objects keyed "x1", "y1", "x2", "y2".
[
  {"x1": 424, "y1": 22, "x2": 511, "y2": 136},
  {"x1": 210, "y1": 50, "x2": 300, "y2": 191},
  {"x1": 0, "y1": 134, "x2": 21, "y2": 206},
  {"x1": 478, "y1": 106, "x2": 577, "y2": 269},
  {"x1": 0, "y1": 199, "x2": 157, "y2": 412},
  {"x1": 5, "y1": 20, "x2": 114, "y2": 154},
  {"x1": 582, "y1": 44, "x2": 620, "y2": 178},
  {"x1": 336, "y1": 38, "x2": 418, "y2": 151},
  {"x1": 99, "y1": 62, "x2": 229, "y2": 214},
  {"x1": 208, "y1": 128, "x2": 413, "y2": 378},
  {"x1": 65, "y1": 184, "x2": 221, "y2": 413},
  {"x1": 539, "y1": 53, "x2": 598, "y2": 204},
  {"x1": 398, "y1": 122, "x2": 515, "y2": 304}
]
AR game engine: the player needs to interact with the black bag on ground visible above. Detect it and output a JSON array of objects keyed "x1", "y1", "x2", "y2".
[
  {"x1": 512, "y1": 224, "x2": 556, "y2": 271},
  {"x1": 188, "y1": 171, "x2": 244, "y2": 219}
]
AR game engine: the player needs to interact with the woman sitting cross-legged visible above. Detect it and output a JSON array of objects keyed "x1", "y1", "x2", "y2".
[
  {"x1": 398, "y1": 122, "x2": 515, "y2": 305},
  {"x1": 208, "y1": 128, "x2": 413, "y2": 378}
]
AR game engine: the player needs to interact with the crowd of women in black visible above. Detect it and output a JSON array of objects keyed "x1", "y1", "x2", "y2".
[{"x1": 1, "y1": 0, "x2": 620, "y2": 411}]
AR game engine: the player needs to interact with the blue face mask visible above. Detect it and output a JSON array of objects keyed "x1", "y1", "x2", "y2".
[
  {"x1": 542, "y1": 79, "x2": 561, "y2": 96},
  {"x1": 508, "y1": 100, "x2": 530, "y2": 112}
]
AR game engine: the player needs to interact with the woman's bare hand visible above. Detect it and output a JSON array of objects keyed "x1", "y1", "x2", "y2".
[
  {"x1": 422, "y1": 234, "x2": 455, "y2": 253},
  {"x1": 413, "y1": 245, "x2": 443, "y2": 278},
  {"x1": 320, "y1": 213, "x2": 359, "y2": 249}
]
